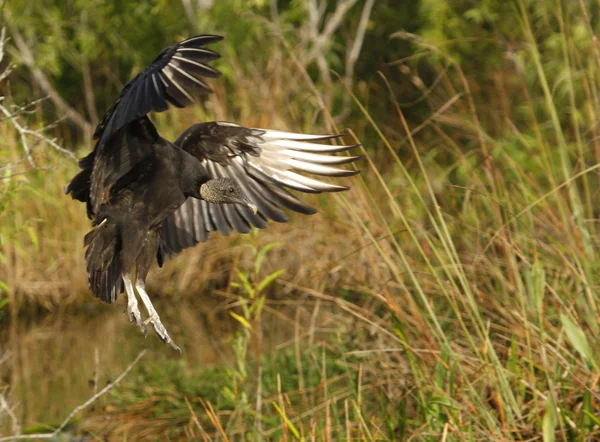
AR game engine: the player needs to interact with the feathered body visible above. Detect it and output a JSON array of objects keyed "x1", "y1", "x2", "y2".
[{"x1": 66, "y1": 34, "x2": 360, "y2": 350}]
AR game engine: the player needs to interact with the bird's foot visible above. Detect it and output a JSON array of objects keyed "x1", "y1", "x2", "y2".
[
  {"x1": 126, "y1": 301, "x2": 147, "y2": 337},
  {"x1": 144, "y1": 314, "x2": 181, "y2": 352}
]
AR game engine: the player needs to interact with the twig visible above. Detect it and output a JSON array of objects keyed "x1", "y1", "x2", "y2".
[
  {"x1": 0, "y1": 102, "x2": 77, "y2": 164},
  {"x1": 0, "y1": 22, "x2": 76, "y2": 167},
  {"x1": 0, "y1": 97, "x2": 49, "y2": 121},
  {"x1": 6, "y1": 17, "x2": 92, "y2": 138},
  {"x1": 305, "y1": 0, "x2": 359, "y2": 107},
  {"x1": 257, "y1": 15, "x2": 333, "y2": 131},
  {"x1": 0, "y1": 26, "x2": 12, "y2": 84},
  {"x1": 0, "y1": 350, "x2": 146, "y2": 441},
  {"x1": 314, "y1": 0, "x2": 359, "y2": 51},
  {"x1": 0, "y1": 351, "x2": 10, "y2": 366},
  {"x1": 0, "y1": 102, "x2": 35, "y2": 166},
  {"x1": 0, "y1": 394, "x2": 20, "y2": 436}
]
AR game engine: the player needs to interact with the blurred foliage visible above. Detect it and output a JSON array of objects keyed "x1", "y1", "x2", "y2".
[
  {"x1": 6, "y1": 0, "x2": 421, "y2": 137},
  {"x1": 6, "y1": 0, "x2": 600, "y2": 146}
]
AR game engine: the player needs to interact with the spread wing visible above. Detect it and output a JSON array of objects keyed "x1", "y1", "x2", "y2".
[
  {"x1": 161, "y1": 122, "x2": 360, "y2": 257},
  {"x1": 65, "y1": 35, "x2": 222, "y2": 217},
  {"x1": 94, "y1": 35, "x2": 222, "y2": 144}
]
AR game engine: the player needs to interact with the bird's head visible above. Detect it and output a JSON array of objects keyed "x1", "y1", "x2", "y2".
[{"x1": 200, "y1": 178, "x2": 257, "y2": 214}]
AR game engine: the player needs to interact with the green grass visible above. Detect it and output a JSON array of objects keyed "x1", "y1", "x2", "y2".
[{"x1": 3, "y1": 1, "x2": 600, "y2": 441}]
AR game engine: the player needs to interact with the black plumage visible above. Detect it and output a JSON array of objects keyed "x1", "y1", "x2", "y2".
[
  {"x1": 66, "y1": 34, "x2": 360, "y2": 351},
  {"x1": 160, "y1": 123, "x2": 361, "y2": 257}
]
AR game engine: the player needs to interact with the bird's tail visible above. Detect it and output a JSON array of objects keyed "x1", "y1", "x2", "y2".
[
  {"x1": 65, "y1": 150, "x2": 95, "y2": 218},
  {"x1": 84, "y1": 219, "x2": 123, "y2": 303}
]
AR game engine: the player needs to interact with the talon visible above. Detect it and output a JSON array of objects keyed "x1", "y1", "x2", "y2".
[
  {"x1": 126, "y1": 300, "x2": 146, "y2": 335},
  {"x1": 136, "y1": 321, "x2": 147, "y2": 335},
  {"x1": 122, "y1": 274, "x2": 148, "y2": 337},
  {"x1": 144, "y1": 314, "x2": 180, "y2": 351},
  {"x1": 134, "y1": 280, "x2": 180, "y2": 351},
  {"x1": 169, "y1": 341, "x2": 182, "y2": 353}
]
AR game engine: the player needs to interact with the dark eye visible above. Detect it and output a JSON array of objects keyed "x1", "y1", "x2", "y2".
[{"x1": 229, "y1": 187, "x2": 235, "y2": 193}]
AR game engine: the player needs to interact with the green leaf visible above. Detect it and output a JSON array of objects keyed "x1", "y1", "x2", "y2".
[
  {"x1": 583, "y1": 409, "x2": 600, "y2": 427},
  {"x1": 27, "y1": 227, "x2": 39, "y2": 251},
  {"x1": 236, "y1": 271, "x2": 255, "y2": 298},
  {"x1": 257, "y1": 269, "x2": 285, "y2": 294},
  {"x1": 560, "y1": 314, "x2": 598, "y2": 370},
  {"x1": 542, "y1": 394, "x2": 557, "y2": 442},
  {"x1": 230, "y1": 311, "x2": 252, "y2": 329},
  {"x1": 272, "y1": 401, "x2": 302, "y2": 441},
  {"x1": 254, "y1": 241, "x2": 283, "y2": 273},
  {"x1": 255, "y1": 295, "x2": 266, "y2": 317},
  {"x1": 583, "y1": 390, "x2": 595, "y2": 429},
  {"x1": 428, "y1": 394, "x2": 455, "y2": 408}
]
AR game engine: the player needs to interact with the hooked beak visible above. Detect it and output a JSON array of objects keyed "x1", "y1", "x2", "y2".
[{"x1": 243, "y1": 196, "x2": 258, "y2": 214}]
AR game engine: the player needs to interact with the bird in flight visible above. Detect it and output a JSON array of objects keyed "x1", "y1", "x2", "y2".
[{"x1": 65, "y1": 35, "x2": 360, "y2": 351}]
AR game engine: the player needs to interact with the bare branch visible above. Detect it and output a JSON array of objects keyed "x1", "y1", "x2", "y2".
[
  {"x1": 0, "y1": 352, "x2": 18, "y2": 435},
  {"x1": 180, "y1": 0, "x2": 197, "y2": 32},
  {"x1": 0, "y1": 101, "x2": 35, "y2": 166},
  {"x1": 80, "y1": 10, "x2": 99, "y2": 125},
  {"x1": 180, "y1": 0, "x2": 214, "y2": 31},
  {"x1": 196, "y1": 0, "x2": 214, "y2": 10},
  {"x1": 0, "y1": 350, "x2": 146, "y2": 442},
  {"x1": 321, "y1": 0, "x2": 359, "y2": 43},
  {"x1": 0, "y1": 96, "x2": 48, "y2": 121},
  {"x1": 0, "y1": 22, "x2": 76, "y2": 175},
  {"x1": 269, "y1": 0, "x2": 280, "y2": 26},
  {"x1": 0, "y1": 351, "x2": 10, "y2": 366},
  {"x1": 337, "y1": 0, "x2": 375, "y2": 122},
  {"x1": 0, "y1": 102, "x2": 78, "y2": 165},
  {"x1": 305, "y1": 0, "x2": 359, "y2": 64},
  {"x1": 0, "y1": 26, "x2": 11, "y2": 79},
  {"x1": 304, "y1": 0, "x2": 360, "y2": 108},
  {"x1": 0, "y1": 395, "x2": 20, "y2": 436},
  {"x1": 6, "y1": 18, "x2": 92, "y2": 138}
]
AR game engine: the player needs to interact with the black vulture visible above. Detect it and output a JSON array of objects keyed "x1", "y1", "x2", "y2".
[{"x1": 66, "y1": 35, "x2": 360, "y2": 351}]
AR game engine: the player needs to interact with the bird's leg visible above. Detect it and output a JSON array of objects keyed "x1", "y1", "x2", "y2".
[
  {"x1": 122, "y1": 273, "x2": 146, "y2": 336},
  {"x1": 136, "y1": 279, "x2": 181, "y2": 352}
]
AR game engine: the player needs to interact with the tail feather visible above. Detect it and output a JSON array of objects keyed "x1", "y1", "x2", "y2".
[
  {"x1": 65, "y1": 168, "x2": 91, "y2": 202},
  {"x1": 84, "y1": 221, "x2": 123, "y2": 303},
  {"x1": 66, "y1": 150, "x2": 95, "y2": 218},
  {"x1": 66, "y1": 167, "x2": 94, "y2": 219}
]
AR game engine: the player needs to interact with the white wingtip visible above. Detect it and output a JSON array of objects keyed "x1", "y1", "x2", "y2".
[{"x1": 259, "y1": 129, "x2": 342, "y2": 141}]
